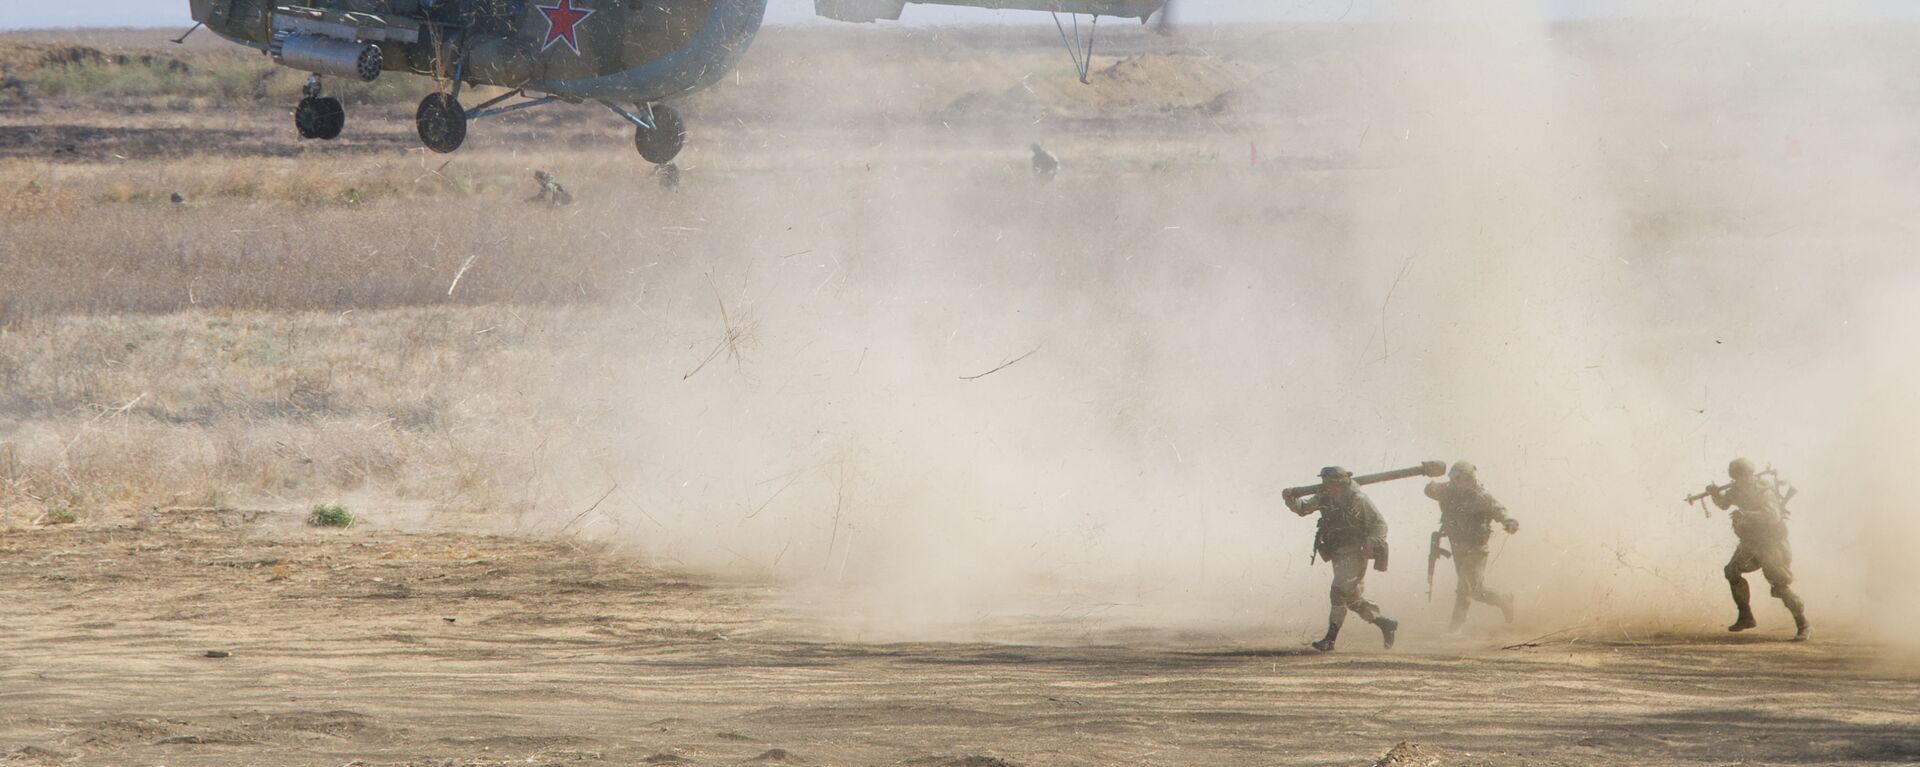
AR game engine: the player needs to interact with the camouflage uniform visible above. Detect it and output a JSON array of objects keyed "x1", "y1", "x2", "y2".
[
  {"x1": 1711, "y1": 459, "x2": 1808, "y2": 639},
  {"x1": 1291, "y1": 467, "x2": 1397, "y2": 652},
  {"x1": 1425, "y1": 463, "x2": 1518, "y2": 630}
]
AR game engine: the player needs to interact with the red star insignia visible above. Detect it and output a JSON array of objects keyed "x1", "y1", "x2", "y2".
[{"x1": 535, "y1": 0, "x2": 594, "y2": 55}]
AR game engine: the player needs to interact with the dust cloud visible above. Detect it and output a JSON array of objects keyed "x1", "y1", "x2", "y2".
[{"x1": 525, "y1": 5, "x2": 1919, "y2": 649}]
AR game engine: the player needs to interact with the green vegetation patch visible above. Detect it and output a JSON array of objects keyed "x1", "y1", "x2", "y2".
[{"x1": 306, "y1": 503, "x2": 355, "y2": 528}]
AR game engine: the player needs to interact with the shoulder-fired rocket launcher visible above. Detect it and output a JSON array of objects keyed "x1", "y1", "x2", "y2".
[{"x1": 1282, "y1": 461, "x2": 1449, "y2": 503}]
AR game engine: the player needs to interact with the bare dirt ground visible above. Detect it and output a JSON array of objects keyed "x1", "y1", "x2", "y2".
[{"x1": 2, "y1": 514, "x2": 1916, "y2": 767}]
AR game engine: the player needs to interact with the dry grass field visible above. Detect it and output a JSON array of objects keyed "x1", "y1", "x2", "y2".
[{"x1": 2, "y1": 16, "x2": 1920, "y2": 767}]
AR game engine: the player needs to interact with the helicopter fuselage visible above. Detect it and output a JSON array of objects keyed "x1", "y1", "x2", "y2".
[{"x1": 190, "y1": 0, "x2": 767, "y2": 104}]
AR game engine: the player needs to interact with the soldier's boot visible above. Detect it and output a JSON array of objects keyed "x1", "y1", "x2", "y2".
[
  {"x1": 1311, "y1": 622, "x2": 1340, "y2": 653},
  {"x1": 1496, "y1": 594, "x2": 1516, "y2": 625},
  {"x1": 1780, "y1": 590, "x2": 1810, "y2": 642},
  {"x1": 1449, "y1": 596, "x2": 1469, "y2": 633},
  {"x1": 1374, "y1": 617, "x2": 1398, "y2": 650},
  {"x1": 1727, "y1": 575, "x2": 1757, "y2": 632}
]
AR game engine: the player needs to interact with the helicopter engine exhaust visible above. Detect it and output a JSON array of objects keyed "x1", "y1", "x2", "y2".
[{"x1": 273, "y1": 34, "x2": 384, "y2": 82}]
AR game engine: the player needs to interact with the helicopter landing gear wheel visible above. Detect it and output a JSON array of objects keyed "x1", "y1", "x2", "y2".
[
  {"x1": 295, "y1": 96, "x2": 346, "y2": 140},
  {"x1": 416, "y1": 92, "x2": 467, "y2": 154},
  {"x1": 633, "y1": 103, "x2": 685, "y2": 165}
]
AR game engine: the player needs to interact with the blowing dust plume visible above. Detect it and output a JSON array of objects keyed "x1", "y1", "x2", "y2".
[{"x1": 509, "y1": 6, "x2": 1920, "y2": 648}]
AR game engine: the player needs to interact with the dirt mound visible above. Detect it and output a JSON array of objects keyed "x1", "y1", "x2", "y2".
[
  {"x1": 1082, "y1": 53, "x2": 1251, "y2": 111},
  {"x1": 263, "y1": 710, "x2": 379, "y2": 737},
  {"x1": 66, "y1": 718, "x2": 189, "y2": 749},
  {"x1": 3, "y1": 746, "x2": 70, "y2": 765},
  {"x1": 1372, "y1": 741, "x2": 1443, "y2": 767},
  {"x1": 939, "y1": 53, "x2": 1251, "y2": 121},
  {"x1": 1093, "y1": 53, "x2": 1224, "y2": 89}
]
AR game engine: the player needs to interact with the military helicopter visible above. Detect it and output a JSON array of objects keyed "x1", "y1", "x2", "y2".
[{"x1": 185, "y1": 0, "x2": 1165, "y2": 164}]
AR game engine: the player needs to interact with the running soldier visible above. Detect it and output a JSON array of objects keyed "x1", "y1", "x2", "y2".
[
  {"x1": 1288, "y1": 466, "x2": 1399, "y2": 652},
  {"x1": 1707, "y1": 458, "x2": 1810, "y2": 641},
  {"x1": 1424, "y1": 461, "x2": 1519, "y2": 630}
]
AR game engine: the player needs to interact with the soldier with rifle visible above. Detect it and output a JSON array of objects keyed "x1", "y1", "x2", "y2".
[
  {"x1": 1424, "y1": 461, "x2": 1519, "y2": 631},
  {"x1": 1285, "y1": 462, "x2": 1443, "y2": 652},
  {"x1": 1690, "y1": 458, "x2": 1809, "y2": 641}
]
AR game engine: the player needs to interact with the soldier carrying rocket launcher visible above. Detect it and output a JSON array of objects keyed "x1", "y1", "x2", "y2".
[{"x1": 1284, "y1": 461, "x2": 1447, "y2": 652}]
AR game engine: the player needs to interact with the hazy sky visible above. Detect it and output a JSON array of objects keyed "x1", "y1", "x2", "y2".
[{"x1": 2, "y1": 0, "x2": 1914, "y2": 30}]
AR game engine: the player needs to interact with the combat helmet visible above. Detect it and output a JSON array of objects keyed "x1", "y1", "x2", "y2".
[{"x1": 1449, "y1": 461, "x2": 1478, "y2": 483}]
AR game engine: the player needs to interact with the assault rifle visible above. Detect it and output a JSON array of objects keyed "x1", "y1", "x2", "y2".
[
  {"x1": 1685, "y1": 465, "x2": 1798, "y2": 519},
  {"x1": 1427, "y1": 530, "x2": 1452, "y2": 601}
]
